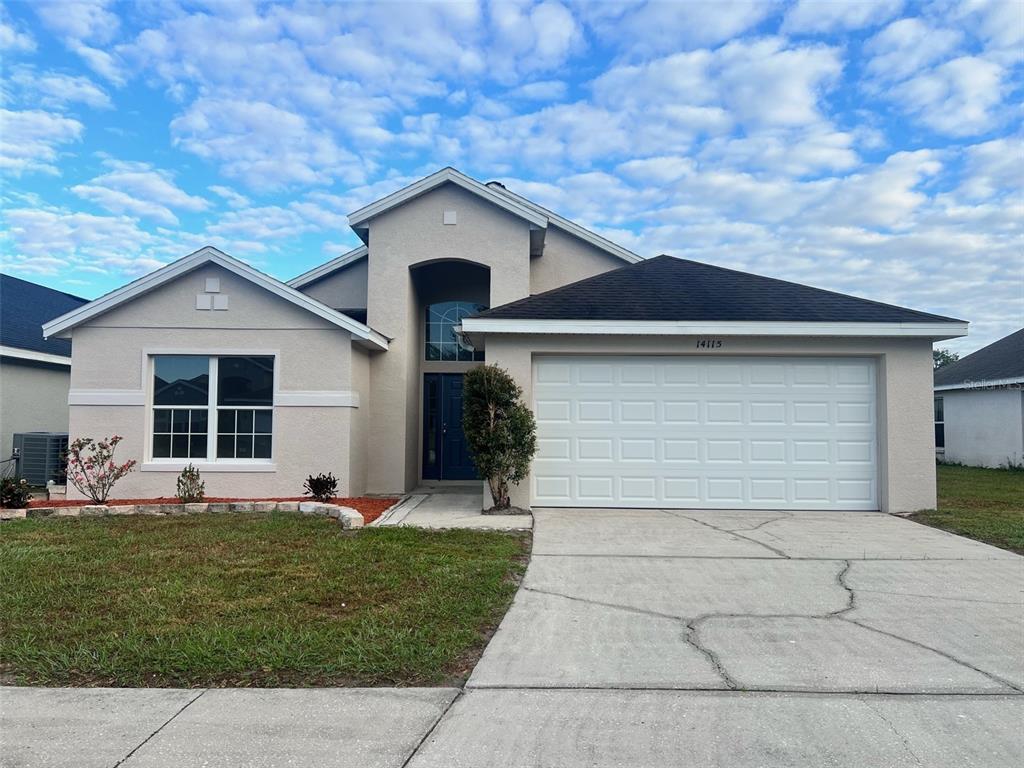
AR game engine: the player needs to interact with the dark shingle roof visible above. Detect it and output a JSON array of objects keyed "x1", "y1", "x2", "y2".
[
  {"x1": 0, "y1": 274, "x2": 88, "y2": 358},
  {"x1": 934, "y1": 328, "x2": 1024, "y2": 388},
  {"x1": 475, "y1": 255, "x2": 964, "y2": 324}
]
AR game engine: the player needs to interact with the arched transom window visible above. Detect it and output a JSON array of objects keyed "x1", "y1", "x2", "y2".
[{"x1": 425, "y1": 301, "x2": 486, "y2": 361}]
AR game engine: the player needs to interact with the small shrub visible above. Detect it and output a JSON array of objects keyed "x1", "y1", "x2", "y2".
[
  {"x1": 463, "y1": 364, "x2": 537, "y2": 511},
  {"x1": 1, "y1": 477, "x2": 32, "y2": 509},
  {"x1": 65, "y1": 435, "x2": 137, "y2": 504},
  {"x1": 303, "y1": 472, "x2": 338, "y2": 502},
  {"x1": 176, "y1": 463, "x2": 205, "y2": 503}
]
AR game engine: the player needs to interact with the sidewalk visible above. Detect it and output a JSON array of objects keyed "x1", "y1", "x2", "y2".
[{"x1": 0, "y1": 687, "x2": 458, "y2": 768}]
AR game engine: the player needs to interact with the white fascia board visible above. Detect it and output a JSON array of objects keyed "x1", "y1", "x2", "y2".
[
  {"x1": 935, "y1": 376, "x2": 1024, "y2": 391},
  {"x1": 287, "y1": 245, "x2": 368, "y2": 289},
  {"x1": 488, "y1": 184, "x2": 642, "y2": 264},
  {"x1": 0, "y1": 345, "x2": 72, "y2": 366},
  {"x1": 347, "y1": 167, "x2": 548, "y2": 229},
  {"x1": 459, "y1": 318, "x2": 970, "y2": 340},
  {"x1": 41, "y1": 246, "x2": 389, "y2": 351}
]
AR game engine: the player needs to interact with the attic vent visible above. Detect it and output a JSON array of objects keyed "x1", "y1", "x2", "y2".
[{"x1": 12, "y1": 432, "x2": 68, "y2": 485}]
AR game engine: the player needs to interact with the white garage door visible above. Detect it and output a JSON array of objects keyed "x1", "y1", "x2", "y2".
[{"x1": 532, "y1": 356, "x2": 878, "y2": 510}]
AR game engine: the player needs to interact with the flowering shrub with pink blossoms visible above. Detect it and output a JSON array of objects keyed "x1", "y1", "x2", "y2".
[{"x1": 66, "y1": 436, "x2": 137, "y2": 504}]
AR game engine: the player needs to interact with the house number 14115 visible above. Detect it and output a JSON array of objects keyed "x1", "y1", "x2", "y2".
[{"x1": 695, "y1": 339, "x2": 723, "y2": 349}]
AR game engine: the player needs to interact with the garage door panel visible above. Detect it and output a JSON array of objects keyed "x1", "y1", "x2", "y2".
[{"x1": 533, "y1": 356, "x2": 878, "y2": 511}]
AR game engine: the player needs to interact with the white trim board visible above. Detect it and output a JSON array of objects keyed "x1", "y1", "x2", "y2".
[
  {"x1": 69, "y1": 390, "x2": 146, "y2": 406},
  {"x1": 347, "y1": 167, "x2": 548, "y2": 230},
  {"x1": 41, "y1": 246, "x2": 389, "y2": 351},
  {"x1": 0, "y1": 345, "x2": 71, "y2": 366},
  {"x1": 276, "y1": 391, "x2": 360, "y2": 407},
  {"x1": 935, "y1": 376, "x2": 1024, "y2": 391},
  {"x1": 459, "y1": 319, "x2": 969, "y2": 340},
  {"x1": 287, "y1": 245, "x2": 367, "y2": 289},
  {"x1": 141, "y1": 462, "x2": 276, "y2": 473}
]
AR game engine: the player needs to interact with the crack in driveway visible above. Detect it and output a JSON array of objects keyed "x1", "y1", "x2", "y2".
[
  {"x1": 661, "y1": 510, "x2": 792, "y2": 558},
  {"x1": 519, "y1": 560, "x2": 1021, "y2": 695}
]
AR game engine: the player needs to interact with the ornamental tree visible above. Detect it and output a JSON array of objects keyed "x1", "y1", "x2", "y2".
[
  {"x1": 65, "y1": 436, "x2": 137, "y2": 504},
  {"x1": 463, "y1": 364, "x2": 537, "y2": 511}
]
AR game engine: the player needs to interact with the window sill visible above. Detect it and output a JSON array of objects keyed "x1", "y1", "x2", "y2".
[{"x1": 141, "y1": 462, "x2": 277, "y2": 473}]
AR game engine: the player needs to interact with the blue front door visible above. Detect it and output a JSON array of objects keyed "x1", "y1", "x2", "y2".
[{"x1": 423, "y1": 373, "x2": 478, "y2": 480}]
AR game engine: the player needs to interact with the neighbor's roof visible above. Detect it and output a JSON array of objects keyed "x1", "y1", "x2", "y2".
[
  {"x1": 934, "y1": 328, "x2": 1024, "y2": 389},
  {"x1": 42, "y1": 246, "x2": 389, "y2": 351},
  {"x1": 0, "y1": 274, "x2": 88, "y2": 362},
  {"x1": 463, "y1": 255, "x2": 967, "y2": 339}
]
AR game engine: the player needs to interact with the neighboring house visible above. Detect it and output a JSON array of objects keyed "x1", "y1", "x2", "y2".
[
  {"x1": 0, "y1": 274, "x2": 88, "y2": 465},
  {"x1": 43, "y1": 167, "x2": 967, "y2": 512},
  {"x1": 933, "y1": 328, "x2": 1024, "y2": 468}
]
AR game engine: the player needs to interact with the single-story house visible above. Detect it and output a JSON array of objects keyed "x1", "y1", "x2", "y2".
[
  {"x1": 934, "y1": 328, "x2": 1023, "y2": 468},
  {"x1": 43, "y1": 167, "x2": 967, "y2": 511},
  {"x1": 1, "y1": 274, "x2": 88, "y2": 474}
]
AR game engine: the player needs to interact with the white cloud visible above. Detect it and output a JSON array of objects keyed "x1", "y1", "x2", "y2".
[
  {"x1": 33, "y1": 0, "x2": 119, "y2": 44},
  {"x1": 0, "y1": 20, "x2": 36, "y2": 52},
  {"x1": 170, "y1": 98, "x2": 365, "y2": 190},
  {"x1": 955, "y1": 137, "x2": 1024, "y2": 201},
  {"x1": 506, "y1": 80, "x2": 568, "y2": 101},
  {"x1": 209, "y1": 185, "x2": 251, "y2": 209},
  {"x1": 9, "y1": 68, "x2": 112, "y2": 109},
  {"x1": 70, "y1": 160, "x2": 209, "y2": 225},
  {"x1": 0, "y1": 109, "x2": 84, "y2": 175},
  {"x1": 578, "y1": 1, "x2": 780, "y2": 53},
  {"x1": 893, "y1": 56, "x2": 1005, "y2": 136},
  {"x1": 864, "y1": 18, "x2": 962, "y2": 83},
  {"x1": 782, "y1": 0, "x2": 903, "y2": 34}
]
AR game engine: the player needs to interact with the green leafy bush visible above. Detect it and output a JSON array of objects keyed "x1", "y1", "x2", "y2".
[
  {"x1": 1, "y1": 476, "x2": 32, "y2": 509},
  {"x1": 176, "y1": 463, "x2": 205, "y2": 503},
  {"x1": 463, "y1": 364, "x2": 537, "y2": 511}
]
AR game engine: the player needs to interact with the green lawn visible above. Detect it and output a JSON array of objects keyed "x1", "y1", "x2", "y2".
[
  {"x1": 910, "y1": 464, "x2": 1024, "y2": 554},
  {"x1": 0, "y1": 513, "x2": 529, "y2": 687}
]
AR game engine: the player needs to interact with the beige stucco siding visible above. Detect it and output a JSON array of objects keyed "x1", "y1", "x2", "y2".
[
  {"x1": 0, "y1": 360, "x2": 72, "y2": 459},
  {"x1": 348, "y1": 346, "x2": 371, "y2": 495},
  {"x1": 484, "y1": 335, "x2": 937, "y2": 514},
  {"x1": 530, "y1": 226, "x2": 629, "y2": 294},
  {"x1": 299, "y1": 257, "x2": 368, "y2": 311},
  {"x1": 363, "y1": 182, "x2": 533, "y2": 492},
  {"x1": 65, "y1": 263, "x2": 359, "y2": 499}
]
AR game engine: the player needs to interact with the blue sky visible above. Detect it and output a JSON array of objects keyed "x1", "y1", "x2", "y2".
[{"x1": 1, "y1": 0, "x2": 1021, "y2": 353}]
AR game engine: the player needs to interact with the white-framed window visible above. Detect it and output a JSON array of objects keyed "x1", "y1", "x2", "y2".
[
  {"x1": 152, "y1": 355, "x2": 274, "y2": 461},
  {"x1": 934, "y1": 395, "x2": 945, "y2": 451}
]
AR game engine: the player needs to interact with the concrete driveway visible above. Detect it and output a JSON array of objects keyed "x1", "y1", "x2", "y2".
[{"x1": 408, "y1": 508, "x2": 1024, "y2": 767}]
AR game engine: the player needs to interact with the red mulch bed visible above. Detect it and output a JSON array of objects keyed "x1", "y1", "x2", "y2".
[{"x1": 23, "y1": 497, "x2": 399, "y2": 525}]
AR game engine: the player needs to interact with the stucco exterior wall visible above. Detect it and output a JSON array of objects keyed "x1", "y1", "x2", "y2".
[
  {"x1": 65, "y1": 263, "x2": 359, "y2": 499},
  {"x1": 484, "y1": 335, "x2": 937, "y2": 514},
  {"x1": 941, "y1": 388, "x2": 1024, "y2": 468},
  {"x1": 0, "y1": 359, "x2": 72, "y2": 459},
  {"x1": 530, "y1": 225, "x2": 629, "y2": 295},
  {"x1": 348, "y1": 346, "x2": 372, "y2": 495},
  {"x1": 299, "y1": 257, "x2": 368, "y2": 311},
  {"x1": 363, "y1": 182, "x2": 533, "y2": 493}
]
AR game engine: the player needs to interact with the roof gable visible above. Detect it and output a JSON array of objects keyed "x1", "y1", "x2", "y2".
[
  {"x1": 463, "y1": 255, "x2": 967, "y2": 339},
  {"x1": 287, "y1": 244, "x2": 367, "y2": 290},
  {"x1": 42, "y1": 246, "x2": 388, "y2": 350},
  {"x1": 935, "y1": 328, "x2": 1024, "y2": 388},
  {"x1": 0, "y1": 274, "x2": 88, "y2": 360},
  {"x1": 347, "y1": 167, "x2": 547, "y2": 230}
]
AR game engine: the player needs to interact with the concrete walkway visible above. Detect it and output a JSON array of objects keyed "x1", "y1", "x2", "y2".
[
  {"x1": 3, "y1": 509, "x2": 1022, "y2": 767},
  {"x1": 375, "y1": 486, "x2": 532, "y2": 530}
]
